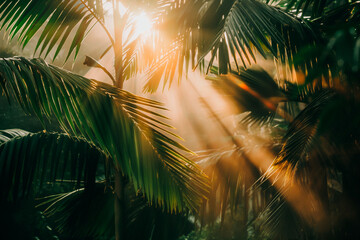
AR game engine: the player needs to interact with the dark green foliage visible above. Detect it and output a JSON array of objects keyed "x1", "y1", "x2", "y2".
[
  {"x1": 0, "y1": 130, "x2": 105, "y2": 202},
  {"x1": 38, "y1": 183, "x2": 194, "y2": 240},
  {"x1": 0, "y1": 56, "x2": 209, "y2": 211},
  {"x1": 2, "y1": 0, "x2": 360, "y2": 239},
  {"x1": 0, "y1": 95, "x2": 62, "y2": 132},
  {"x1": 0, "y1": 200, "x2": 58, "y2": 240},
  {"x1": 0, "y1": 128, "x2": 197, "y2": 239},
  {"x1": 282, "y1": 0, "x2": 354, "y2": 17},
  {"x1": 0, "y1": 0, "x2": 105, "y2": 61},
  {"x1": 0, "y1": 1, "x2": 211, "y2": 239}
]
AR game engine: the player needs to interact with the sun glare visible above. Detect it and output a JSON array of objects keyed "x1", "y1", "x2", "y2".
[{"x1": 134, "y1": 12, "x2": 152, "y2": 37}]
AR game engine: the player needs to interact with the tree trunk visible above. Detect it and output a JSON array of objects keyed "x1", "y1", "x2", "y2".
[
  {"x1": 113, "y1": 1, "x2": 126, "y2": 239},
  {"x1": 114, "y1": 170, "x2": 126, "y2": 240},
  {"x1": 113, "y1": 0, "x2": 124, "y2": 90}
]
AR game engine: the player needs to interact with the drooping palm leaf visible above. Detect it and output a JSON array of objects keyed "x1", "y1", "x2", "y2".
[
  {"x1": 120, "y1": 12, "x2": 154, "y2": 81},
  {"x1": 39, "y1": 182, "x2": 194, "y2": 239},
  {"x1": 144, "y1": 0, "x2": 316, "y2": 92},
  {"x1": 207, "y1": 67, "x2": 286, "y2": 125},
  {"x1": 0, "y1": 0, "x2": 106, "y2": 61},
  {"x1": 287, "y1": 4, "x2": 360, "y2": 87},
  {"x1": 256, "y1": 194, "x2": 305, "y2": 239},
  {"x1": 0, "y1": 128, "x2": 29, "y2": 144},
  {"x1": 0, "y1": 56, "x2": 209, "y2": 211},
  {"x1": 0, "y1": 130, "x2": 106, "y2": 202},
  {"x1": 273, "y1": 90, "x2": 335, "y2": 173},
  {"x1": 196, "y1": 148, "x2": 248, "y2": 225},
  {"x1": 195, "y1": 137, "x2": 279, "y2": 226},
  {"x1": 38, "y1": 185, "x2": 115, "y2": 239},
  {"x1": 282, "y1": 0, "x2": 353, "y2": 18},
  {"x1": 312, "y1": 1, "x2": 360, "y2": 34}
]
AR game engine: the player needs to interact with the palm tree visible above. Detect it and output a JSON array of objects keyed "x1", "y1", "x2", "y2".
[
  {"x1": 0, "y1": 1, "x2": 209, "y2": 239},
  {"x1": 0, "y1": 129, "x2": 197, "y2": 239},
  {"x1": 2, "y1": 0, "x2": 360, "y2": 239}
]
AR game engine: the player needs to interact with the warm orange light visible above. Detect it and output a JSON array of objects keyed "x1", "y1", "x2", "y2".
[{"x1": 134, "y1": 12, "x2": 152, "y2": 37}]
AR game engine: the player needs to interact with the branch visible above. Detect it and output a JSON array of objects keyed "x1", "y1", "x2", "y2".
[{"x1": 79, "y1": 0, "x2": 115, "y2": 47}]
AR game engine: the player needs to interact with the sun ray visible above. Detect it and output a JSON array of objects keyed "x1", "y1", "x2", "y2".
[{"x1": 134, "y1": 12, "x2": 152, "y2": 37}]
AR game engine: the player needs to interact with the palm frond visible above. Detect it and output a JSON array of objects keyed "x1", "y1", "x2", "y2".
[
  {"x1": 0, "y1": 130, "x2": 106, "y2": 202},
  {"x1": 121, "y1": 14, "x2": 151, "y2": 81},
  {"x1": 0, "y1": 0, "x2": 107, "y2": 61},
  {"x1": 197, "y1": 148, "x2": 242, "y2": 225},
  {"x1": 0, "y1": 128, "x2": 29, "y2": 144},
  {"x1": 312, "y1": 2, "x2": 360, "y2": 34},
  {"x1": 39, "y1": 182, "x2": 193, "y2": 240},
  {"x1": 144, "y1": 0, "x2": 316, "y2": 92},
  {"x1": 84, "y1": 12, "x2": 147, "y2": 83},
  {"x1": 38, "y1": 185, "x2": 114, "y2": 239},
  {"x1": 257, "y1": 194, "x2": 305, "y2": 239},
  {"x1": 283, "y1": 0, "x2": 352, "y2": 18},
  {"x1": 207, "y1": 67, "x2": 286, "y2": 126},
  {"x1": 196, "y1": 146, "x2": 267, "y2": 226},
  {"x1": 289, "y1": 3, "x2": 360, "y2": 85},
  {"x1": 273, "y1": 90, "x2": 335, "y2": 173},
  {"x1": 0, "y1": 57, "x2": 209, "y2": 211}
]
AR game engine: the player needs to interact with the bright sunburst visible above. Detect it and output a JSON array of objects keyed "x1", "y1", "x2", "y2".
[{"x1": 134, "y1": 12, "x2": 152, "y2": 37}]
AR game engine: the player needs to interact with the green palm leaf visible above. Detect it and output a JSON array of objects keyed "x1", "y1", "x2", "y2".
[
  {"x1": 144, "y1": 0, "x2": 316, "y2": 92},
  {"x1": 39, "y1": 182, "x2": 193, "y2": 239},
  {"x1": 0, "y1": 130, "x2": 106, "y2": 202},
  {"x1": 0, "y1": 0, "x2": 106, "y2": 61},
  {"x1": 0, "y1": 56, "x2": 209, "y2": 211},
  {"x1": 312, "y1": 2, "x2": 360, "y2": 33},
  {"x1": 38, "y1": 185, "x2": 115, "y2": 239},
  {"x1": 0, "y1": 128, "x2": 29, "y2": 144},
  {"x1": 282, "y1": 0, "x2": 353, "y2": 18}
]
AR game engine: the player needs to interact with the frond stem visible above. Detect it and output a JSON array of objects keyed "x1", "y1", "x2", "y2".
[{"x1": 79, "y1": 0, "x2": 115, "y2": 47}]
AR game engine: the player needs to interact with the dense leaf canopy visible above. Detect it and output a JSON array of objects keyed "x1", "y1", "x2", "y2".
[{"x1": 0, "y1": 57, "x2": 209, "y2": 211}]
